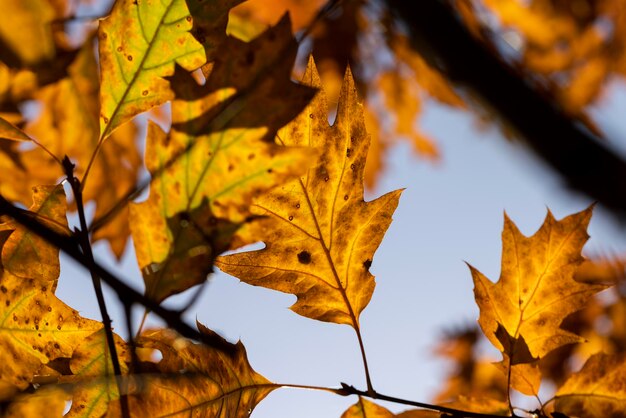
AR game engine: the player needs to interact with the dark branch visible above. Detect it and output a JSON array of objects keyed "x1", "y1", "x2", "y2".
[{"x1": 385, "y1": 0, "x2": 626, "y2": 219}]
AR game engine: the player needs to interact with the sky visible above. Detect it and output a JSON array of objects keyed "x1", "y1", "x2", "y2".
[{"x1": 53, "y1": 79, "x2": 626, "y2": 417}]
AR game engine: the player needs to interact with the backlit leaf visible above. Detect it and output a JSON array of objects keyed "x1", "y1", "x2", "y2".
[
  {"x1": 470, "y1": 207, "x2": 607, "y2": 392},
  {"x1": 0, "y1": 117, "x2": 33, "y2": 142},
  {"x1": 216, "y1": 57, "x2": 402, "y2": 327},
  {"x1": 130, "y1": 16, "x2": 316, "y2": 303},
  {"x1": 108, "y1": 322, "x2": 274, "y2": 418},
  {"x1": 341, "y1": 397, "x2": 395, "y2": 418},
  {"x1": 0, "y1": 184, "x2": 70, "y2": 283},
  {"x1": 66, "y1": 330, "x2": 130, "y2": 418},
  {"x1": 554, "y1": 352, "x2": 626, "y2": 418},
  {"x1": 98, "y1": 0, "x2": 242, "y2": 139}
]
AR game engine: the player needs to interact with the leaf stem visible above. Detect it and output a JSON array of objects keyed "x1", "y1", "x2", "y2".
[{"x1": 62, "y1": 157, "x2": 130, "y2": 418}]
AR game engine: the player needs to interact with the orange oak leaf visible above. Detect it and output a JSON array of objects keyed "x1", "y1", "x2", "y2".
[
  {"x1": 470, "y1": 207, "x2": 607, "y2": 393},
  {"x1": 107, "y1": 322, "x2": 274, "y2": 418},
  {"x1": 216, "y1": 57, "x2": 402, "y2": 327},
  {"x1": 554, "y1": 352, "x2": 626, "y2": 418},
  {"x1": 130, "y1": 16, "x2": 316, "y2": 303}
]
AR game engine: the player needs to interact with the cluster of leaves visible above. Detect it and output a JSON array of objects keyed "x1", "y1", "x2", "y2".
[{"x1": 0, "y1": 0, "x2": 625, "y2": 417}]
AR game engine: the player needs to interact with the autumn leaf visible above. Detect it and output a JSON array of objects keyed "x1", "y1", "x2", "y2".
[
  {"x1": 0, "y1": 185, "x2": 69, "y2": 283},
  {"x1": 216, "y1": 57, "x2": 402, "y2": 327},
  {"x1": 470, "y1": 207, "x2": 607, "y2": 393},
  {"x1": 341, "y1": 397, "x2": 396, "y2": 418},
  {"x1": 0, "y1": 0, "x2": 56, "y2": 66},
  {"x1": 0, "y1": 117, "x2": 33, "y2": 142},
  {"x1": 341, "y1": 398, "x2": 440, "y2": 418},
  {"x1": 107, "y1": 322, "x2": 274, "y2": 417},
  {"x1": 65, "y1": 330, "x2": 130, "y2": 418},
  {"x1": 98, "y1": 0, "x2": 242, "y2": 139},
  {"x1": 554, "y1": 352, "x2": 626, "y2": 418},
  {"x1": 130, "y1": 16, "x2": 316, "y2": 303},
  {"x1": 3, "y1": 386, "x2": 69, "y2": 418}
]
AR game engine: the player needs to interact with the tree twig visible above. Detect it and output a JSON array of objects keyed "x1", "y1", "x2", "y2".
[{"x1": 385, "y1": 0, "x2": 626, "y2": 220}]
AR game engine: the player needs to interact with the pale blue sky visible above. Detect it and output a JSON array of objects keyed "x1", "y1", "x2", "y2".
[{"x1": 55, "y1": 78, "x2": 626, "y2": 417}]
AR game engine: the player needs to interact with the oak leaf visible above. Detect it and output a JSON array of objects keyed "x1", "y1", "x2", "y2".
[
  {"x1": 470, "y1": 207, "x2": 607, "y2": 392},
  {"x1": 216, "y1": 57, "x2": 402, "y2": 327},
  {"x1": 108, "y1": 322, "x2": 274, "y2": 417},
  {"x1": 66, "y1": 330, "x2": 130, "y2": 418},
  {"x1": 130, "y1": 16, "x2": 316, "y2": 303},
  {"x1": 98, "y1": 0, "x2": 242, "y2": 139},
  {"x1": 554, "y1": 352, "x2": 626, "y2": 418},
  {"x1": 0, "y1": 184, "x2": 69, "y2": 283},
  {"x1": 341, "y1": 398, "x2": 440, "y2": 418}
]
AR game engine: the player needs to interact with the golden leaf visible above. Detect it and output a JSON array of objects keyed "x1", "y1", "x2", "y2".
[
  {"x1": 108, "y1": 323, "x2": 274, "y2": 417},
  {"x1": 0, "y1": 184, "x2": 69, "y2": 283},
  {"x1": 554, "y1": 352, "x2": 626, "y2": 418},
  {"x1": 0, "y1": 117, "x2": 33, "y2": 142},
  {"x1": 470, "y1": 207, "x2": 607, "y2": 392},
  {"x1": 216, "y1": 57, "x2": 402, "y2": 327},
  {"x1": 0, "y1": 0, "x2": 56, "y2": 66},
  {"x1": 341, "y1": 397, "x2": 395, "y2": 418},
  {"x1": 66, "y1": 330, "x2": 130, "y2": 418},
  {"x1": 98, "y1": 0, "x2": 242, "y2": 139},
  {"x1": 130, "y1": 16, "x2": 316, "y2": 303}
]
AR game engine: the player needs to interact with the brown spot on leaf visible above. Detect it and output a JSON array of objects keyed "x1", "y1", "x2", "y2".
[
  {"x1": 344, "y1": 195, "x2": 349, "y2": 200},
  {"x1": 127, "y1": 55, "x2": 133, "y2": 61},
  {"x1": 363, "y1": 259, "x2": 372, "y2": 270},
  {"x1": 0, "y1": 286, "x2": 6, "y2": 293},
  {"x1": 298, "y1": 251, "x2": 311, "y2": 264},
  {"x1": 116, "y1": 46, "x2": 123, "y2": 52},
  {"x1": 288, "y1": 216, "x2": 293, "y2": 221},
  {"x1": 295, "y1": 203, "x2": 300, "y2": 209},
  {"x1": 142, "y1": 90, "x2": 149, "y2": 96}
]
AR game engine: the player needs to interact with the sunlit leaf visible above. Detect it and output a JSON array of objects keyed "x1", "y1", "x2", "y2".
[
  {"x1": 66, "y1": 330, "x2": 130, "y2": 418},
  {"x1": 555, "y1": 352, "x2": 626, "y2": 418},
  {"x1": 470, "y1": 207, "x2": 607, "y2": 393},
  {"x1": 98, "y1": 0, "x2": 242, "y2": 139},
  {"x1": 0, "y1": 117, "x2": 33, "y2": 142},
  {"x1": 0, "y1": 185, "x2": 69, "y2": 283},
  {"x1": 130, "y1": 16, "x2": 316, "y2": 303},
  {"x1": 216, "y1": 57, "x2": 402, "y2": 327},
  {"x1": 107, "y1": 322, "x2": 274, "y2": 417}
]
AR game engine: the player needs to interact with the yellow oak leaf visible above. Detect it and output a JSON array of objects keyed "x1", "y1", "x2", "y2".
[
  {"x1": 0, "y1": 185, "x2": 69, "y2": 283},
  {"x1": 0, "y1": 268, "x2": 101, "y2": 390},
  {"x1": 98, "y1": 0, "x2": 242, "y2": 139},
  {"x1": 107, "y1": 322, "x2": 274, "y2": 417},
  {"x1": 216, "y1": 57, "x2": 402, "y2": 327},
  {"x1": 65, "y1": 330, "x2": 130, "y2": 418},
  {"x1": 130, "y1": 16, "x2": 316, "y2": 303},
  {"x1": 470, "y1": 207, "x2": 607, "y2": 391},
  {"x1": 0, "y1": 185, "x2": 101, "y2": 391},
  {"x1": 554, "y1": 352, "x2": 626, "y2": 418}
]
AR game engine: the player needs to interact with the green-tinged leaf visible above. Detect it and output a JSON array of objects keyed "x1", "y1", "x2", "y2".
[
  {"x1": 98, "y1": 0, "x2": 242, "y2": 139},
  {"x1": 130, "y1": 16, "x2": 317, "y2": 303},
  {"x1": 3, "y1": 386, "x2": 69, "y2": 418},
  {"x1": 555, "y1": 352, "x2": 626, "y2": 418},
  {"x1": 216, "y1": 57, "x2": 403, "y2": 327},
  {"x1": 107, "y1": 323, "x2": 274, "y2": 418},
  {"x1": 66, "y1": 330, "x2": 130, "y2": 418}
]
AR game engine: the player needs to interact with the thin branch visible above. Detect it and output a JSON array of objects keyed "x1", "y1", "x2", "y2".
[
  {"x1": 0, "y1": 194, "x2": 235, "y2": 354},
  {"x1": 385, "y1": 0, "x2": 626, "y2": 219},
  {"x1": 62, "y1": 157, "x2": 129, "y2": 418},
  {"x1": 338, "y1": 383, "x2": 524, "y2": 418}
]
